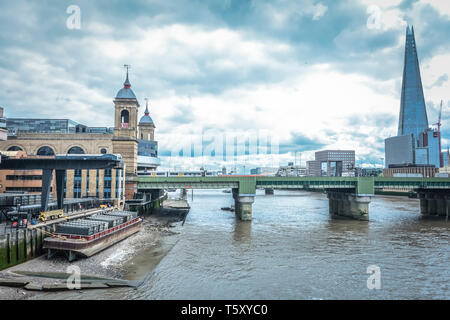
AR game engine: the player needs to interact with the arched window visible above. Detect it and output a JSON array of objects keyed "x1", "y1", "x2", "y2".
[
  {"x1": 67, "y1": 146, "x2": 85, "y2": 154},
  {"x1": 7, "y1": 146, "x2": 22, "y2": 151},
  {"x1": 100, "y1": 148, "x2": 107, "y2": 154},
  {"x1": 37, "y1": 146, "x2": 55, "y2": 156},
  {"x1": 121, "y1": 110, "x2": 129, "y2": 128}
]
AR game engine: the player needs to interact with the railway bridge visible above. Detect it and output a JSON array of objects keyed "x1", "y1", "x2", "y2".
[{"x1": 136, "y1": 176, "x2": 450, "y2": 221}]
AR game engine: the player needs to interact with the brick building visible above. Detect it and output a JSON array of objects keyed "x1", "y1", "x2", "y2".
[{"x1": 0, "y1": 69, "x2": 158, "y2": 201}]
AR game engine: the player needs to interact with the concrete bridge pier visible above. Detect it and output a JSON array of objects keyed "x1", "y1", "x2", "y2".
[
  {"x1": 419, "y1": 191, "x2": 449, "y2": 217},
  {"x1": 419, "y1": 193, "x2": 428, "y2": 214},
  {"x1": 265, "y1": 188, "x2": 274, "y2": 195},
  {"x1": 327, "y1": 191, "x2": 371, "y2": 221},
  {"x1": 232, "y1": 188, "x2": 255, "y2": 221}
]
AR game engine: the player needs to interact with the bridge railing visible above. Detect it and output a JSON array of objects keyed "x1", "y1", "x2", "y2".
[{"x1": 137, "y1": 176, "x2": 450, "y2": 197}]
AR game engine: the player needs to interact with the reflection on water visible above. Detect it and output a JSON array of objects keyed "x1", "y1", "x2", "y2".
[
  {"x1": 39, "y1": 190, "x2": 449, "y2": 300},
  {"x1": 233, "y1": 221, "x2": 252, "y2": 243}
]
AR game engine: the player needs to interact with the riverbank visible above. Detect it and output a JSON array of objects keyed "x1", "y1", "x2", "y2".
[{"x1": 0, "y1": 208, "x2": 186, "y2": 300}]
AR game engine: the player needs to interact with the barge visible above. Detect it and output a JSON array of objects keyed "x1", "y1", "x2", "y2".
[{"x1": 43, "y1": 210, "x2": 142, "y2": 262}]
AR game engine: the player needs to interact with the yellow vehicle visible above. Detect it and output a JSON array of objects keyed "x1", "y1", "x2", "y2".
[
  {"x1": 39, "y1": 209, "x2": 65, "y2": 222},
  {"x1": 99, "y1": 204, "x2": 108, "y2": 209}
]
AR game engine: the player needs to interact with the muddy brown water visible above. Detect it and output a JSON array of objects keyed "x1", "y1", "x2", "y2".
[{"x1": 35, "y1": 190, "x2": 449, "y2": 300}]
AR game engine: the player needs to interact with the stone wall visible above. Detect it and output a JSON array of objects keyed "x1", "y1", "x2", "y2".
[{"x1": 0, "y1": 133, "x2": 114, "y2": 155}]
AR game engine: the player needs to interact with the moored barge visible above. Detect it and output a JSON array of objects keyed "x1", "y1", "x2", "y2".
[{"x1": 43, "y1": 210, "x2": 142, "y2": 261}]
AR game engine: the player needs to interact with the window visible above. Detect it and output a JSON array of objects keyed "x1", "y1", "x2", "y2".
[
  {"x1": 67, "y1": 146, "x2": 85, "y2": 154},
  {"x1": 6, "y1": 187, "x2": 42, "y2": 192},
  {"x1": 121, "y1": 110, "x2": 129, "y2": 125},
  {"x1": 37, "y1": 146, "x2": 55, "y2": 156},
  {"x1": 7, "y1": 146, "x2": 22, "y2": 151},
  {"x1": 100, "y1": 148, "x2": 107, "y2": 154},
  {"x1": 6, "y1": 175, "x2": 42, "y2": 180}
]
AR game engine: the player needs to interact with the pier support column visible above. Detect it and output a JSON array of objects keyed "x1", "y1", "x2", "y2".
[
  {"x1": 328, "y1": 197, "x2": 337, "y2": 216},
  {"x1": 232, "y1": 188, "x2": 254, "y2": 221},
  {"x1": 55, "y1": 170, "x2": 65, "y2": 210},
  {"x1": 265, "y1": 188, "x2": 274, "y2": 195},
  {"x1": 41, "y1": 169, "x2": 53, "y2": 212},
  {"x1": 232, "y1": 188, "x2": 240, "y2": 216},
  {"x1": 235, "y1": 196, "x2": 255, "y2": 221},
  {"x1": 436, "y1": 197, "x2": 447, "y2": 216},
  {"x1": 348, "y1": 195, "x2": 370, "y2": 221},
  {"x1": 426, "y1": 194, "x2": 437, "y2": 216},
  {"x1": 419, "y1": 193, "x2": 428, "y2": 215},
  {"x1": 418, "y1": 190, "x2": 449, "y2": 217},
  {"x1": 327, "y1": 191, "x2": 371, "y2": 221}
]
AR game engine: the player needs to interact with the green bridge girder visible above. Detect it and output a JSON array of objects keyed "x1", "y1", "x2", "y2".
[{"x1": 136, "y1": 176, "x2": 450, "y2": 196}]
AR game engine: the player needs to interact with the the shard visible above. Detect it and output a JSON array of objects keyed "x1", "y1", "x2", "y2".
[
  {"x1": 397, "y1": 25, "x2": 429, "y2": 142},
  {"x1": 385, "y1": 26, "x2": 440, "y2": 169}
]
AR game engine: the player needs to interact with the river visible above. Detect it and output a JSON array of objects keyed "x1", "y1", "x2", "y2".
[{"x1": 38, "y1": 189, "x2": 449, "y2": 300}]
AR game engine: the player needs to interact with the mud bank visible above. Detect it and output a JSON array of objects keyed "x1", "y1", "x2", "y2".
[{"x1": 0, "y1": 211, "x2": 186, "y2": 300}]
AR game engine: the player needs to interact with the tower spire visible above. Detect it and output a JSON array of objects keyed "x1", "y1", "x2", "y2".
[
  {"x1": 123, "y1": 64, "x2": 131, "y2": 89},
  {"x1": 144, "y1": 98, "x2": 149, "y2": 115},
  {"x1": 406, "y1": 24, "x2": 412, "y2": 35}
]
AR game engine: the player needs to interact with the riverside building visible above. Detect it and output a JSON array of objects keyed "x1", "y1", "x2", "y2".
[
  {"x1": 306, "y1": 150, "x2": 355, "y2": 177},
  {"x1": 0, "y1": 69, "x2": 160, "y2": 200}
]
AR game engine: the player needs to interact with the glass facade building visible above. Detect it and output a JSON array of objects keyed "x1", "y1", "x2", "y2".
[
  {"x1": 138, "y1": 140, "x2": 158, "y2": 157},
  {"x1": 385, "y1": 26, "x2": 441, "y2": 169},
  {"x1": 6, "y1": 119, "x2": 79, "y2": 134},
  {"x1": 87, "y1": 127, "x2": 114, "y2": 134},
  {"x1": 397, "y1": 26, "x2": 429, "y2": 142},
  {"x1": 385, "y1": 134, "x2": 414, "y2": 167},
  {"x1": 6, "y1": 119, "x2": 114, "y2": 135}
]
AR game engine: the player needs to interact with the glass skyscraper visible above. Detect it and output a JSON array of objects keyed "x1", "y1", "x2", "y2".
[
  {"x1": 385, "y1": 26, "x2": 441, "y2": 170},
  {"x1": 397, "y1": 26, "x2": 429, "y2": 142}
]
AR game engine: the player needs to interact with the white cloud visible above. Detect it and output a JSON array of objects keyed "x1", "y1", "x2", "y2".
[
  {"x1": 422, "y1": 52, "x2": 450, "y2": 120},
  {"x1": 421, "y1": 0, "x2": 450, "y2": 17},
  {"x1": 2, "y1": 0, "x2": 449, "y2": 169},
  {"x1": 149, "y1": 62, "x2": 399, "y2": 168},
  {"x1": 365, "y1": 3, "x2": 406, "y2": 31}
]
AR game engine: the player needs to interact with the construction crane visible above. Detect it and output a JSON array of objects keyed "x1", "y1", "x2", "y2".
[{"x1": 433, "y1": 100, "x2": 443, "y2": 167}]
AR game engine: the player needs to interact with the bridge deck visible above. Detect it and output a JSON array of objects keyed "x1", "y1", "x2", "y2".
[{"x1": 136, "y1": 176, "x2": 450, "y2": 196}]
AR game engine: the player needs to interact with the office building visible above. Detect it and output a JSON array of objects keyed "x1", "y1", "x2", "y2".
[
  {"x1": 0, "y1": 150, "x2": 126, "y2": 207},
  {"x1": 384, "y1": 26, "x2": 441, "y2": 172},
  {"x1": 307, "y1": 150, "x2": 355, "y2": 177}
]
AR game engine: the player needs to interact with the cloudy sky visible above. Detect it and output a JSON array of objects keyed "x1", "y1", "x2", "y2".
[{"x1": 1, "y1": 0, "x2": 449, "y2": 171}]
